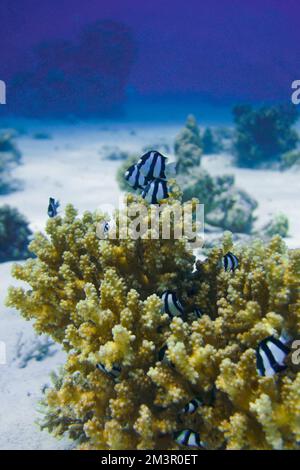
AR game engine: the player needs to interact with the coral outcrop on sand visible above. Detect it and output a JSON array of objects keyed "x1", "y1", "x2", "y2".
[
  {"x1": 232, "y1": 105, "x2": 299, "y2": 168},
  {"x1": 262, "y1": 214, "x2": 289, "y2": 239},
  {"x1": 178, "y1": 172, "x2": 257, "y2": 234},
  {"x1": 0, "y1": 205, "x2": 32, "y2": 262},
  {"x1": 117, "y1": 117, "x2": 259, "y2": 235},
  {"x1": 6, "y1": 187, "x2": 300, "y2": 449},
  {"x1": 174, "y1": 115, "x2": 203, "y2": 173},
  {"x1": 9, "y1": 20, "x2": 136, "y2": 117},
  {"x1": 0, "y1": 130, "x2": 22, "y2": 194},
  {"x1": 174, "y1": 116, "x2": 258, "y2": 235},
  {"x1": 280, "y1": 150, "x2": 300, "y2": 171},
  {"x1": 202, "y1": 127, "x2": 223, "y2": 155}
]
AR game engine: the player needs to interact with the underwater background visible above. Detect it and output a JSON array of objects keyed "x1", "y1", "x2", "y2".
[{"x1": 0, "y1": 0, "x2": 300, "y2": 450}]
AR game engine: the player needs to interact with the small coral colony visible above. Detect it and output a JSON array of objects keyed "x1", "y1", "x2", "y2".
[{"x1": 7, "y1": 149, "x2": 300, "y2": 450}]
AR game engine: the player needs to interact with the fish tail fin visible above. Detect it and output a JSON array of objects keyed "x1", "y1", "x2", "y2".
[{"x1": 279, "y1": 330, "x2": 292, "y2": 345}]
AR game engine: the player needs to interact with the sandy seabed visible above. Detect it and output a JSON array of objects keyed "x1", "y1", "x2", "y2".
[{"x1": 0, "y1": 120, "x2": 299, "y2": 449}]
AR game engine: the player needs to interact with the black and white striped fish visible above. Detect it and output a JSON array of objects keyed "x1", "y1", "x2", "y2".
[
  {"x1": 158, "y1": 344, "x2": 175, "y2": 368},
  {"x1": 158, "y1": 344, "x2": 168, "y2": 363},
  {"x1": 96, "y1": 363, "x2": 121, "y2": 380},
  {"x1": 161, "y1": 291, "x2": 184, "y2": 319},
  {"x1": 101, "y1": 220, "x2": 110, "y2": 237},
  {"x1": 256, "y1": 335, "x2": 290, "y2": 377},
  {"x1": 180, "y1": 397, "x2": 203, "y2": 415},
  {"x1": 173, "y1": 429, "x2": 205, "y2": 449},
  {"x1": 125, "y1": 164, "x2": 147, "y2": 190},
  {"x1": 97, "y1": 220, "x2": 110, "y2": 239},
  {"x1": 194, "y1": 308, "x2": 203, "y2": 319},
  {"x1": 47, "y1": 197, "x2": 60, "y2": 218},
  {"x1": 208, "y1": 384, "x2": 217, "y2": 405},
  {"x1": 137, "y1": 150, "x2": 176, "y2": 181},
  {"x1": 222, "y1": 252, "x2": 239, "y2": 272},
  {"x1": 103, "y1": 221, "x2": 110, "y2": 233},
  {"x1": 142, "y1": 178, "x2": 169, "y2": 204}
]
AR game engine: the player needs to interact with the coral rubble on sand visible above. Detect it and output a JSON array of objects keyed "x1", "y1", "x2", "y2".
[{"x1": 6, "y1": 185, "x2": 300, "y2": 449}]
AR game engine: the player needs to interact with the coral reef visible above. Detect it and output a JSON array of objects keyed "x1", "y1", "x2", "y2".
[
  {"x1": 280, "y1": 150, "x2": 300, "y2": 171},
  {"x1": 6, "y1": 188, "x2": 300, "y2": 449},
  {"x1": 173, "y1": 116, "x2": 258, "y2": 234},
  {"x1": 173, "y1": 116, "x2": 290, "y2": 239},
  {"x1": 9, "y1": 21, "x2": 137, "y2": 117},
  {"x1": 0, "y1": 130, "x2": 21, "y2": 157},
  {"x1": 117, "y1": 118, "x2": 292, "y2": 240},
  {"x1": 202, "y1": 127, "x2": 223, "y2": 155},
  {"x1": 0, "y1": 130, "x2": 22, "y2": 194},
  {"x1": 0, "y1": 205, "x2": 32, "y2": 262},
  {"x1": 262, "y1": 214, "x2": 289, "y2": 239},
  {"x1": 233, "y1": 105, "x2": 299, "y2": 168},
  {"x1": 206, "y1": 185, "x2": 257, "y2": 234},
  {"x1": 178, "y1": 172, "x2": 257, "y2": 234},
  {"x1": 174, "y1": 115, "x2": 202, "y2": 172},
  {"x1": 117, "y1": 117, "x2": 257, "y2": 234}
]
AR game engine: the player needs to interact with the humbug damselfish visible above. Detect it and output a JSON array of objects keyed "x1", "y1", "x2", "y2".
[{"x1": 256, "y1": 335, "x2": 290, "y2": 376}]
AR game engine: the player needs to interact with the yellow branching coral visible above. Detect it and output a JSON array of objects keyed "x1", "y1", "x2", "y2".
[{"x1": 6, "y1": 191, "x2": 300, "y2": 450}]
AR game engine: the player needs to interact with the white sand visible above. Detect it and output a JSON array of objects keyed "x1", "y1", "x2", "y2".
[
  {"x1": 0, "y1": 120, "x2": 299, "y2": 449},
  {"x1": 0, "y1": 261, "x2": 72, "y2": 450}
]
